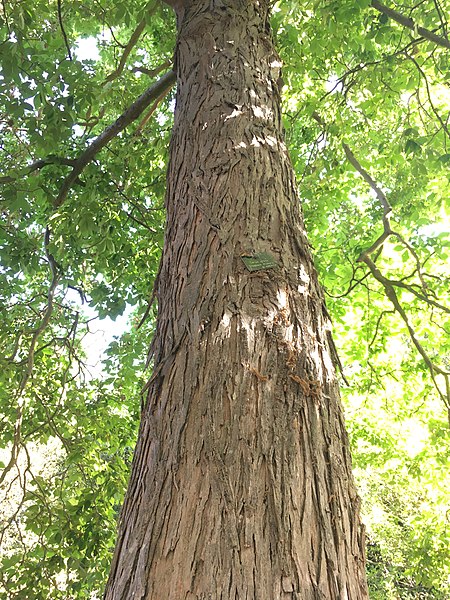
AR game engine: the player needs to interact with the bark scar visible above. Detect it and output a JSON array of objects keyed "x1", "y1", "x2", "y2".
[
  {"x1": 246, "y1": 365, "x2": 269, "y2": 382},
  {"x1": 289, "y1": 374, "x2": 321, "y2": 398}
]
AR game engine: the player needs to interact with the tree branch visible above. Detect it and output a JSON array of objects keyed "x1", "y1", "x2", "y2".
[
  {"x1": 104, "y1": 18, "x2": 146, "y2": 83},
  {"x1": 54, "y1": 69, "x2": 176, "y2": 207},
  {"x1": 134, "y1": 85, "x2": 173, "y2": 135},
  {"x1": 371, "y1": 0, "x2": 450, "y2": 50},
  {"x1": 342, "y1": 142, "x2": 450, "y2": 405},
  {"x1": 104, "y1": 7, "x2": 159, "y2": 85},
  {"x1": 0, "y1": 157, "x2": 77, "y2": 184},
  {"x1": 341, "y1": 141, "x2": 444, "y2": 308},
  {"x1": 342, "y1": 144, "x2": 392, "y2": 218},
  {"x1": 0, "y1": 229, "x2": 61, "y2": 487},
  {"x1": 405, "y1": 51, "x2": 450, "y2": 140},
  {"x1": 363, "y1": 254, "x2": 450, "y2": 407},
  {"x1": 312, "y1": 112, "x2": 450, "y2": 409}
]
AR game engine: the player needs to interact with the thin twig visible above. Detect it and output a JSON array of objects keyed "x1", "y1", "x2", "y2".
[
  {"x1": 57, "y1": 0, "x2": 72, "y2": 61},
  {"x1": 1, "y1": 0, "x2": 11, "y2": 34},
  {"x1": 131, "y1": 60, "x2": 172, "y2": 77},
  {"x1": 432, "y1": 0, "x2": 448, "y2": 38}
]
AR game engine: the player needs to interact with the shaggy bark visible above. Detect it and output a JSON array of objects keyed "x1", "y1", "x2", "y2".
[{"x1": 104, "y1": 1, "x2": 368, "y2": 598}]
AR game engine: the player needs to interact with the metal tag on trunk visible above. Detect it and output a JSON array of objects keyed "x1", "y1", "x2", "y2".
[{"x1": 241, "y1": 252, "x2": 278, "y2": 272}]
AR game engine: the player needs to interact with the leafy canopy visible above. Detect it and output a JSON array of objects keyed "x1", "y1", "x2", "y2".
[{"x1": 0, "y1": 0, "x2": 449, "y2": 598}]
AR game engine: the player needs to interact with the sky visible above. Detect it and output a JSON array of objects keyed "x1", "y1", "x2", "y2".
[{"x1": 74, "y1": 37, "x2": 101, "y2": 62}]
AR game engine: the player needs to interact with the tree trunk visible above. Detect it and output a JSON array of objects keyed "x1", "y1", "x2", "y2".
[{"x1": 104, "y1": 1, "x2": 368, "y2": 598}]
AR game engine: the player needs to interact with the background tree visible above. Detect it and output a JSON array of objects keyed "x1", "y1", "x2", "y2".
[{"x1": 0, "y1": 0, "x2": 448, "y2": 598}]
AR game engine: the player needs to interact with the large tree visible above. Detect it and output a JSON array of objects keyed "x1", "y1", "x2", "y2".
[
  {"x1": 0, "y1": 0, "x2": 449, "y2": 598},
  {"x1": 104, "y1": 0, "x2": 368, "y2": 597}
]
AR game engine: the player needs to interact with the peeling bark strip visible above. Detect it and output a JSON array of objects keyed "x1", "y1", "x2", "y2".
[{"x1": 104, "y1": 1, "x2": 368, "y2": 598}]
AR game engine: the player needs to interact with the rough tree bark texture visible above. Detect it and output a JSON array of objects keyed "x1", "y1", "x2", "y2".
[{"x1": 104, "y1": 1, "x2": 368, "y2": 598}]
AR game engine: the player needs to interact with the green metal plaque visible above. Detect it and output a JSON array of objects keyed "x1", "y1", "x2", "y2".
[{"x1": 241, "y1": 252, "x2": 279, "y2": 272}]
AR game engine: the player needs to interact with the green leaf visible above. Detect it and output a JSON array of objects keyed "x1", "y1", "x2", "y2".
[{"x1": 405, "y1": 139, "x2": 422, "y2": 155}]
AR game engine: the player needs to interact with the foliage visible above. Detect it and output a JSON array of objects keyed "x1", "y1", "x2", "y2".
[{"x1": 0, "y1": 0, "x2": 449, "y2": 597}]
